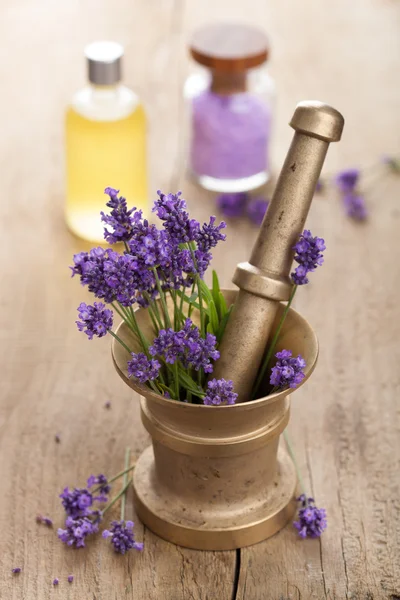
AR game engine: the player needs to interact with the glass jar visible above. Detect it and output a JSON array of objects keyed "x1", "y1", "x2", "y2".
[{"x1": 184, "y1": 23, "x2": 275, "y2": 193}]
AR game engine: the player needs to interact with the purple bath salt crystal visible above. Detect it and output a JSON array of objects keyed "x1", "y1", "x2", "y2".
[{"x1": 191, "y1": 90, "x2": 270, "y2": 180}]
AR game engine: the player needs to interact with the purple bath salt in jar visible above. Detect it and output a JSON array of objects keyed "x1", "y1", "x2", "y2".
[{"x1": 184, "y1": 23, "x2": 275, "y2": 193}]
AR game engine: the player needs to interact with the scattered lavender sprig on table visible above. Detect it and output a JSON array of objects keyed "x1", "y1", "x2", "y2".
[
  {"x1": 57, "y1": 449, "x2": 142, "y2": 554},
  {"x1": 294, "y1": 495, "x2": 327, "y2": 539}
]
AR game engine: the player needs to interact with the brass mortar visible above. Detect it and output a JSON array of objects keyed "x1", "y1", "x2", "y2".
[{"x1": 112, "y1": 290, "x2": 318, "y2": 550}]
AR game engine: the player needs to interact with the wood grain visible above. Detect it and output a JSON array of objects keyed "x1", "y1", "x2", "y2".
[{"x1": 0, "y1": 0, "x2": 399, "y2": 598}]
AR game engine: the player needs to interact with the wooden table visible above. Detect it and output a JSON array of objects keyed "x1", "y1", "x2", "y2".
[{"x1": 1, "y1": 1, "x2": 399, "y2": 598}]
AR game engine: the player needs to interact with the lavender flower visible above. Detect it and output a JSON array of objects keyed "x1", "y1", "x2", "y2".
[
  {"x1": 12, "y1": 568, "x2": 21, "y2": 574},
  {"x1": 247, "y1": 197, "x2": 269, "y2": 226},
  {"x1": 343, "y1": 193, "x2": 368, "y2": 221},
  {"x1": 293, "y1": 494, "x2": 327, "y2": 538},
  {"x1": 87, "y1": 474, "x2": 111, "y2": 501},
  {"x1": 68, "y1": 575, "x2": 74, "y2": 583},
  {"x1": 102, "y1": 520, "x2": 144, "y2": 554},
  {"x1": 57, "y1": 516, "x2": 99, "y2": 548},
  {"x1": 36, "y1": 515, "x2": 53, "y2": 527},
  {"x1": 127, "y1": 353, "x2": 161, "y2": 383},
  {"x1": 196, "y1": 216, "x2": 226, "y2": 252},
  {"x1": 101, "y1": 188, "x2": 143, "y2": 244},
  {"x1": 270, "y1": 350, "x2": 306, "y2": 390},
  {"x1": 76, "y1": 302, "x2": 113, "y2": 340},
  {"x1": 334, "y1": 168, "x2": 360, "y2": 192},
  {"x1": 291, "y1": 229, "x2": 326, "y2": 285},
  {"x1": 149, "y1": 320, "x2": 220, "y2": 373},
  {"x1": 153, "y1": 190, "x2": 199, "y2": 243},
  {"x1": 382, "y1": 155, "x2": 400, "y2": 173},
  {"x1": 60, "y1": 487, "x2": 93, "y2": 518},
  {"x1": 203, "y1": 379, "x2": 238, "y2": 406},
  {"x1": 216, "y1": 193, "x2": 247, "y2": 218},
  {"x1": 53, "y1": 579, "x2": 59, "y2": 586}
]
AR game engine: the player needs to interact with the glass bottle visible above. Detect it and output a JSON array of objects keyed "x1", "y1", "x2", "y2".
[
  {"x1": 65, "y1": 41, "x2": 148, "y2": 243},
  {"x1": 184, "y1": 24, "x2": 275, "y2": 193}
]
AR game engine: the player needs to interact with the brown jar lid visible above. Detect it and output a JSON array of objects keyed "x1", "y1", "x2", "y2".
[{"x1": 190, "y1": 23, "x2": 269, "y2": 72}]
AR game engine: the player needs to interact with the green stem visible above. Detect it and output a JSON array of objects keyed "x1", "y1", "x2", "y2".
[
  {"x1": 174, "y1": 362, "x2": 180, "y2": 400},
  {"x1": 252, "y1": 285, "x2": 297, "y2": 398},
  {"x1": 108, "y1": 329, "x2": 133, "y2": 355},
  {"x1": 147, "y1": 304, "x2": 159, "y2": 335},
  {"x1": 179, "y1": 285, "x2": 185, "y2": 323},
  {"x1": 188, "y1": 283, "x2": 196, "y2": 318},
  {"x1": 283, "y1": 430, "x2": 306, "y2": 496},
  {"x1": 102, "y1": 478, "x2": 133, "y2": 516},
  {"x1": 129, "y1": 308, "x2": 149, "y2": 354},
  {"x1": 106, "y1": 464, "x2": 135, "y2": 486},
  {"x1": 146, "y1": 294, "x2": 164, "y2": 330},
  {"x1": 120, "y1": 447, "x2": 131, "y2": 521},
  {"x1": 152, "y1": 268, "x2": 172, "y2": 328}
]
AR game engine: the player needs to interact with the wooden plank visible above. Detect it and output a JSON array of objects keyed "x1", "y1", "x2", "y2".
[{"x1": 0, "y1": 1, "x2": 237, "y2": 599}]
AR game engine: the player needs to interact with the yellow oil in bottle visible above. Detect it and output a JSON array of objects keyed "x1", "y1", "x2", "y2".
[
  {"x1": 65, "y1": 104, "x2": 147, "y2": 243},
  {"x1": 65, "y1": 41, "x2": 148, "y2": 243}
]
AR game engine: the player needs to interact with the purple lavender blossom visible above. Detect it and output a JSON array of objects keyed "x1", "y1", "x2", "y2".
[
  {"x1": 127, "y1": 353, "x2": 161, "y2": 383},
  {"x1": 196, "y1": 216, "x2": 226, "y2": 252},
  {"x1": 334, "y1": 168, "x2": 360, "y2": 192},
  {"x1": 76, "y1": 302, "x2": 113, "y2": 340},
  {"x1": 102, "y1": 520, "x2": 144, "y2": 554},
  {"x1": 153, "y1": 190, "x2": 199, "y2": 243},
  {"x1": 87, "y1": 474, "x2": 111, "y2": 500},
  {"x1": 216, "y1": 193, "x2": 247, "y2": 218},
  {"x1": 68, "y1": 575, "x2": 74, "y2": 583},
  {"x1": 382, "y1": 155, "x2": 400, "y2": 173},
  {"x1": 12, "y1": 568, "x2": 21, "y2": 574},
  {"x1": 343, "y1": 193, "x2": 368, "y2": 221},
  {"x1": 57, "y1": 516, "x2": 99, "y2": 548},
  {"x1": 71, "y1": 248, "x2": 153, "y2": 306},
  {"x1": 247, "y1": 196, "x2": 269, "y2": 226},
  {"x1": 270, "y1": 350, "x2": 306, "y2": 390},
  {"x1": 291, "y1": 230, "x2": 326, "y2": 285},
  {"x1": 149, "y1": 320, "x2": 219, "y2": 373},
  {"x1": 60, "y1": 487, "x2": 93, "y2": 518},
  {"x1": 203, "y1": 379, "x2": 238, "y2": 406},
  {"x1": 101, "y1": 188, "x2": 143, "y2": 244},
  {"x1": 36, "y1": 515, "x2": 53, "y2": 527},
  {"x1": 294, "y1": 494, "x2": 327, "y2": 538},
  {"x1": 53, "y1": 579, "x2": 59, "y2": 586}
]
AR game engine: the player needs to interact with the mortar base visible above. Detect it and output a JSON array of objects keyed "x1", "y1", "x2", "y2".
[{"x1": 133, "y1": 445, "x2": 297, "y2": 550}]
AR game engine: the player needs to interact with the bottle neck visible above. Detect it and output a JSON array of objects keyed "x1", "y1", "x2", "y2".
[{"x1": 210, "y1": 70, "x2": 247, "y2": 95}]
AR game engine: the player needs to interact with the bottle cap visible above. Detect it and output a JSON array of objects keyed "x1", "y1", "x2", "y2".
[
  {"x1": 85, "y1": 41, "x2": 123, "y2": 85},
  {"x1": 190, "y1": 23, "x2": 269, "y2": 72}
]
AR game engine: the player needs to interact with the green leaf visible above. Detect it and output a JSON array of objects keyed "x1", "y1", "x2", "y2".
[
  {"x1": 216, "y1": 304, "x2": 233, "y2": 343},
  {"x1": 209, "y1": 301, "x2": 219, "y2": 333},
  {"x1": 175, "y1": 290, "x2": 201, "y2": 311},
  {"x1": 207, "y1": 321, "x2": 214, "y2": 335},
  {"x1": 218, "y1": 291, "x2": 228, "y2": 318},
  {"x1": 198, "y1": 280, "x2": 219, "y2": 332},
  {"x1": 212, "y1": 270, "x2": 222, "y2": 318}
]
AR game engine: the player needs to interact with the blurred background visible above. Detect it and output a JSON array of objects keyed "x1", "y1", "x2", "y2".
[{"x1": 1, "y1": 0, "x2": 399, "y2": 228}]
